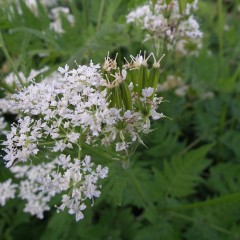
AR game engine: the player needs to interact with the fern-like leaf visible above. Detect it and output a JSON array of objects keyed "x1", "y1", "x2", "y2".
[{"x1": 153, "y1": 144, "x2": 213, "y2": 198}]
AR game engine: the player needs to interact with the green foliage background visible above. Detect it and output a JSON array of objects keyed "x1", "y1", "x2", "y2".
[{"x1": 0, "y1": 0, "x2": 240, "y2": 239}]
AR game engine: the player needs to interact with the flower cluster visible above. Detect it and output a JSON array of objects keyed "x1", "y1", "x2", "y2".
[
  {"x1": 127, "y1": 0, "x2": 202, "y2": 55},
  {"x1": 0, "y1": 68, "x2": 49, "y2": 134},
  {"x1": 2, "y1": 52, "x2": 164, "y2": 220},
  {"x1": 3, "y1": 52, "x2": 164, "y2": 168},
  {"x1": 157, "y1": 75, "x2": 189, "y2": 97},
  {"x1": 5, "y1": 0, "x2": 73, "y2": 34},
  {"x1": 0, "y1": 155, "x2": 107, "y2": 221},
  {"x1": 4, "y1": 67, "x2": 48, "y2": 87}
]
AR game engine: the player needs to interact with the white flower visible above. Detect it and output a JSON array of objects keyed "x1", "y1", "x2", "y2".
[
  {"x1": 150, "y1": 109, "x2": 164, "y2": 120},
  {"x1": 50, "y1": 7, "x2": 75, "y2": 33},
  {"x1": 0, "y1": 116, "x2": 7, "y2": 132},
  {"x1": 116, "y1": 142, "x2": 127, "y2": 151},
  {"x1": 58, "y1": 64, "x2": 69, "y2": 75},
  {"x1": 0, "y1": 153, "x2": 108, "y2": 221},
  {"x1": 69, "y1": 202, "x2": 86, "y2": 222},
  {"x1": 57, "y1": 154, "x2": 71, "y2": 169},
  {"x1": 123, "y1": 110, "x2": 132, "y2": 119},
  {"x1": 142, "y1": 87, "x2": 154, "y2": 98},
  {"x1": 0, "y1": 179, "x2": 17, "y2": 206},
  {"x1": 67, "y1": 132, "x2": 80, "y2": 143},
  {"x1": 96, "y1": 165, "x2": 109, "y2": 179}
]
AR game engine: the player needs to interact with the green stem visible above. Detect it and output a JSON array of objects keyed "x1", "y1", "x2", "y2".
[
  {"x1": 0, "y1": 32, "x2": 24, "y2": 86},
  {"x1": 97, "y1": 0, "x2": 105, "y2": 30},
  {"x1": 78, "y1": 138, "x2": 81, "y2": 160},
  {"x1": 179, "y1": 137, "x2": 203, "y2": 156},
  {"x1": 82, "y1": 142, "x2": 113, "y2": 161},
  {"x1": 128, "y1": 171, "x2": 151, "y2": 208},
  {"x1": 217, "y1": 0, "x2": 223, "y2": 72},
  {"x1": 0, "y1": 77, "x2": 15, "y2": 93},
  {"x1": 82, "y1": 0, "x2": 89, "y2": 27},
  {"x1": 219, "y1": 102, "x2": 227, "y2": 134},
  {"x1": 170, "y1": 212, "x2": 237, "y2": 237},
  {"x1": 152, "y1": 38, "x2": 157, "y2": 55},
  {"x1": 38, "y1": 141, "x2": 55, "y2": 146},
  {"x1": 169, "y1": 193, "x2": 240, "y2": 211}
]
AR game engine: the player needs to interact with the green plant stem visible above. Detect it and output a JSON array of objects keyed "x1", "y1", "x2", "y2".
[
  {"x1": 0, "y1": 32, "x2": 24, "y2": 86},
  {"x1": 219, "y1": 102, "x2": 227, "y2": 134},
  {"x1": 97, "y1": 0, "x2": 105, "y2": 30},
  {"x1": 218, "y1": 0, "x2": 223, "y2": 72},
  {"x1": 128, "y1": 171, "x2": 151, "y2": 208},
  {"x1": 82, "y1": 0, "x2": 89, "y2": 27},
  {"x1": 153, "y1": 38, "x2": 164, "y2": 58},
  {"x1": 82, "y1": 142, "x2": 113, "y2": 161},
  {"x1": 38, "y1": 141, "x2": 55, "y2": 146},
  {"x1": 170, "y1": 212, "x2": 237, "y2": 237},
  {"x1": 169, "y1": 192, "x2": 240, "y2": 211},
  {"x1": 0, "y1": 77, "x2": 15, "y2": 93},
  {"x1": 0, "y1": 211, "x2": 12, "y2": 225},
  {"x1": 179, "y1": 137, "x2": 203, "y2": 156},
  {"x1": 78, "y1": 139, "x2": 81, "y2": 160}
]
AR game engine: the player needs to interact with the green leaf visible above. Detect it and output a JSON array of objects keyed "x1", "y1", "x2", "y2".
[
  {"x1": 220, "y1": 130, "x2": 240, "y2": 158},
  {"x1": 102, "y1": 162, "x2": 129, "y2": 206},
  {"x1": 208, "y1": 163, "x2": 240, "y2": 195},
  {"x1": 40, "y1": 211, "x2": 73, "y2": 240},
  {"x1": 153, "y1": 144, "x2": 213, "y2": 198}
]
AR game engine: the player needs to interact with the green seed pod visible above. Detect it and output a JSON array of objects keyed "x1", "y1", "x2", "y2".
[
  {"x1": 148, "y1": 67, "x2": 160, "y2": 98},
  {"x1": 113, "y1": 86, "x2": 123, "y2": 109},
  {"x1": 129, "y1": 69, "x2": 138, "y2": 93},
  {"x1": 120, "y1": 81, "x2": 132, "y2": 110},
  {"x1": 142, "y1": 65, "x2": 149, "y2": 90},
  {"x1": 108, "y1": 88, "x2": 114, "y2": 108},
  {"x1": 137, "y1": 66, "x2": 147, "y2": 96},
  {"x1": 125, "y1": 69, "x2": 132, "y2": 85}
]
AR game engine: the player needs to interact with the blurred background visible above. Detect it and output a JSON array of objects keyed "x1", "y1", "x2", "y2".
[{"x1": 0, "y1": 0, "x2": 240, "y2": 239}]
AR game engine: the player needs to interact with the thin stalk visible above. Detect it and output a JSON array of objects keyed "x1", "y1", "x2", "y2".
[
  {"x1": 0, "y1": 32, "x2": 24, "y2": 86},
  {"x1": 153, "y1": 38, "x2": 164, "y2": 58},
  {"x1": 78, "y1": 138, "x2": 81, "y2": 160},
  {"x1": 0, "y1": 76, "x2": 15, "y2": 93},
  {"x1": 170, "y1": 212, "x2": 237, "y2": 237},
  {"x1": 217, "y1": 0, "x2": 223, "y2": 71},
  {"x1": 97, "y1": 0, "x2": 105, "y2": 31},
  {"x1": 82, "y1": 0, "x2": 89, "y2": 27},
  {"x1": 219, "y1": 102, "x2": 227, "y2": 134},
  {"x1": 152, "y1": 38, "x2": 157, "y2": 56},
  {"x1": 128, "y1": 171, "x2": 151, "y2": 208},
  {"x1": 168, "y1": 193, "x2": 240, "y2": 211},
  {"x1": 82, "y1": 142, "x2": 113, "y2": 161},
  {"x1": 38, "y1": 141, "x2": 55, "y2": 146},
  {"x1": 179, "y1": 137, "x2": 203, "y2": 156}
]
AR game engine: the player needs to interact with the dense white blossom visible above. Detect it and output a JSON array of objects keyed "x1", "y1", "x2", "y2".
[
  {"x1": 1, "y1": 155, "x2": 107, "y2": 221},
  {"x1": 1, "y1": 52, "x2": 164, "y2": 221},
  {"x1": 127, "y1": 0, "x2": 202, "y2": 55},
  {"x1": 4, "y1": 68, "x2": 48, "y2": 87},
  {"x1": 3, "y1": 54, "x2": 164, "y2": 168}
]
